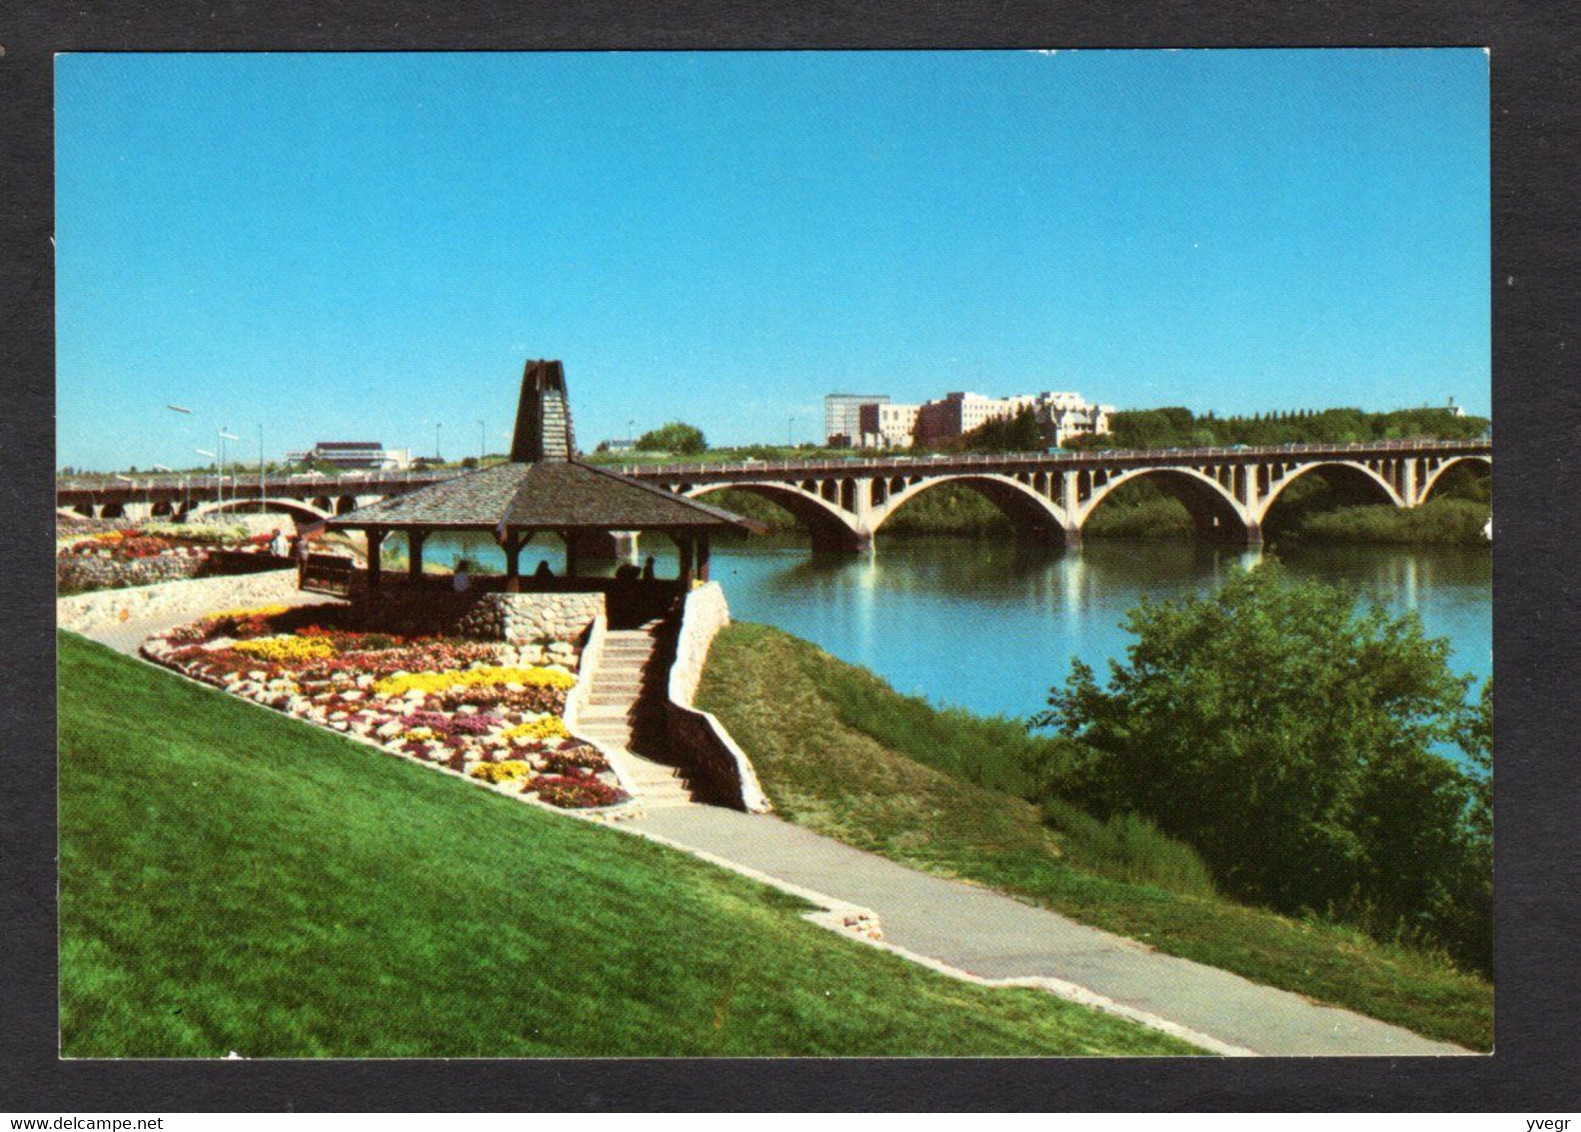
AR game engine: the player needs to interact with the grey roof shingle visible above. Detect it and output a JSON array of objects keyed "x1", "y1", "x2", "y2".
[{"x1": 327, "y1": 460, "x2": 754, "y2": 532}]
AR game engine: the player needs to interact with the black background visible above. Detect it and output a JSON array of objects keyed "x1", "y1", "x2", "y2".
[{"x1": 2, "y1": 0, "x2": 1577, "y2": 1112}]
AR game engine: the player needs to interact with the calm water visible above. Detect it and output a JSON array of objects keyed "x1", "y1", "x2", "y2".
[{"x1": 407, "y1": 531, "x2": 1492, "y2": 734}]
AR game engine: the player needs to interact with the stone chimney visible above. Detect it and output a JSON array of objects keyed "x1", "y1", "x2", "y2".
[{"x1": 509, "y1": 359, "x2": 576, "y2": 463}]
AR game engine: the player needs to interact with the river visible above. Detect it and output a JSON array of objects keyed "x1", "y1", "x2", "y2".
[{"x1": 403, "y1": 531, "x2": 1492, "y2": 739}]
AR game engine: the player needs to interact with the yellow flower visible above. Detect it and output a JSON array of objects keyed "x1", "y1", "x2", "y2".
[
  {"x1": 232, "y1": 634, "x2": 336, "y2": 662},
  {"x1": 208, "y1": 604, "x2": 292, "y2": 620},
  {"x1": 468, "y1": 760, "x2": 533, "y2": 784},
  {"x1": 501, "y1": 715, "x2": 570, "y2": 742},
  {"x1": 373, "y1": 665, "x2": 576, "y2": 698}
]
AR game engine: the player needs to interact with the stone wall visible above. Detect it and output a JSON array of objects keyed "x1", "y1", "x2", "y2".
[
  {"x1": 663, "y1": 582, "x2": 772, "y2": 814},
  {"x1": 58, "y1": 553, "x2": 207, "y2": 594},
  {"x1": 667, "y1": 581, "x2": 731, "y2": 707},
  {"x1": 56, "y1": 569, "x2": 309, "y2": 635},
  {"x1": 453, "y1": 591, "x2": 605, "y2": 666}
]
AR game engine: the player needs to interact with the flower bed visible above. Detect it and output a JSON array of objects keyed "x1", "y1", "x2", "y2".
[
  {"x1": 141, "y1": 603, "x2": 631, "y2": 811},
  {"x1": 60, "y1": 525, "x2": 268, "y2": 560}
]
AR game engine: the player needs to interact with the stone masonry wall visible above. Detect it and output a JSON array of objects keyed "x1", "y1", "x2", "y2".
[
  {"x1": 58, "y1": 553, "x2": 207, "y2": 594},
  {"x1": 663, "y1": 582, "x2": 772, "y2": 814},
  {"x1": 667, "y1": 581, "x2": 731, "y2": 708},
  {"x1": 454, "y1": 591, "x2": 605, "y2": 667},
  {"x1": 56, "y1": 569, "x2": 307, "y2": 635}
]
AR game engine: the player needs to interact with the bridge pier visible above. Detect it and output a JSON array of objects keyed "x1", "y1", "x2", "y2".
[
  {"x1": 1015, "y1": 524, "x2": 1083, "y2": 550},
  {"x1": 803, "y1": 525, "x2": 872, "y2": 554}
]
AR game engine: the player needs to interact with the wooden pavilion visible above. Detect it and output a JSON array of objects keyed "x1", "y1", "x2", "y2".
[{"x1": 324, "y1": 360, "x2": 757, "y2": 600}]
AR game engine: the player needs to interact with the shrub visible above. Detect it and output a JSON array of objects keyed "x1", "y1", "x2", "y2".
[{"x1": 1035, "y1": 560, "x2": 1491, "y2": 973}]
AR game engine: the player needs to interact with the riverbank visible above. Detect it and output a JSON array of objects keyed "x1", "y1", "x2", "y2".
[{"x1": 695, "y1": 622, "x2": 1493, "y2": 1050}]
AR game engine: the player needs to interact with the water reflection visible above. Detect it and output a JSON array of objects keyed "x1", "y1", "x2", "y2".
[{"x1": 414, "y1": 530, "x2": 1491, "y2": 736}]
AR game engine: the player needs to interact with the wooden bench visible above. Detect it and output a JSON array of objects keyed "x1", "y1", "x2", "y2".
[{"x1": 300, "y1": 553, "x2": 355, "y2": 596}]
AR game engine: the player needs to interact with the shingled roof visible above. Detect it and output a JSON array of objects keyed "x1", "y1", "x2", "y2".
[{"x1": 327, "y1": 360, "x2": 756, "y2": 535}]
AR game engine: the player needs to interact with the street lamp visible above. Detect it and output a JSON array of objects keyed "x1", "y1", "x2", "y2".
[
  {"x1": 195, "y1": 448, "x2": 216, "y2": 516},
  {"x1": 435, "y1": 421, "x2": 443, "y2": 462},
  {"x1": 219, "y1": 429, "x2": 239, "y2": 512},
  {"x1": 166, "y1": 404, "x2": 193, "y2": 486}
]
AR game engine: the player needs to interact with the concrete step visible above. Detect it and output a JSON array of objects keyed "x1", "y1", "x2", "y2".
[{"x1": 589, "y1": 683, "x2": 644, "y2": 697}]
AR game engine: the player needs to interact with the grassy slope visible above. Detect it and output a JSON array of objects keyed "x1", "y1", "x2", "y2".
[
  {"x1": 696, "y1": 623, "x2": 1493, "y2": 1050},
  {"x1": 57, "y1": 631, "x2": 1195, "y2": 1058}
]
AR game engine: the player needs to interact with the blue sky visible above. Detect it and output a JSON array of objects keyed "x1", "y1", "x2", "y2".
[{"x1": 56, "y1": 49, "x2": 1489, "y2": 471}]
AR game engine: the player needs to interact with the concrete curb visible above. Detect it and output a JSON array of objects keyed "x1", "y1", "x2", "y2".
[{"x1": 606, "y1": 820, "x2": 1243, "y2": 1056}]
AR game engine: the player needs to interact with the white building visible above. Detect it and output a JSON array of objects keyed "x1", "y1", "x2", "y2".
[
  {"x1": 857, "y1": 401, "x2": 922, "y2": 449},
  {"x1": 824, "y1": 393, "x2": 890, "y2": 447},
  {"x1": 288, "y1": 441, "x2": 413, "y2": 471},
  {"x1": 856, "y1": 390, "x2": 1111, "y2": 448}
]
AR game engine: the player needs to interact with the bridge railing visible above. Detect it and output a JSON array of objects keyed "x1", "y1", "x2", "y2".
[
  {"x1": 56, "y1": 436, "x2": 1490, "y2": 498},
  {"x1": 613, "y1": 436, "x2": 1491, "y2": 480}
]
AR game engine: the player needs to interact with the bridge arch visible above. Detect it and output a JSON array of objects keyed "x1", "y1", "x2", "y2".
[
  {"x1": 1079, "y1": 466, "x2": 1254, "y2": 542},
  {"x1": 1254, "y1": 460, "x2": 1404, "y2": 526},
  {"x1": 1417, "y1": 455, "x2": 1491, "y2": 504},
  {"x1": 185, "y1": 497, "x2": 333, "y2": 525},
  {"x1": 684, "y1": 482, "x2": 868, "y2": 551},
  {"x1": 868, "y1": 473, "x2": 1076, "y2": 544}
]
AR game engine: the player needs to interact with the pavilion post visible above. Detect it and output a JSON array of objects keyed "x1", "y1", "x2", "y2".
[
  {"x1": 697, "y1": 532, "x2": 711, "y2": 582},
  {"x1": 366, "y1": 528, "x2": 387, "y2": 591},
  {"x1": 499, "y1": 529, "x2": 525, "y2": 593},
  {"x1": 677, "y1": 533, "x2": 695, "y2": 589},
  {"x1": 407, "y1": 530, "x2": 427, "y2": 581},
  {"x1": 562, "y1": 530, "x2": 580, "y2": 579}
]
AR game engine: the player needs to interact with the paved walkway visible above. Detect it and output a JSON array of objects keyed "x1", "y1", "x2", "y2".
[{"x1": 630, "y1": 806, "x2": 1471, "y2": 1057}]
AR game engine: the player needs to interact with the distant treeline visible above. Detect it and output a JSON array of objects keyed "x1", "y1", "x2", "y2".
[{"x1": 1074, "y1": 405, "x2": 1489, "y2": 452}]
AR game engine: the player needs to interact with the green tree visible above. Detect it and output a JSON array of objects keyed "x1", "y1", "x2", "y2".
[
  {"x1": 1034, "y1": 562, "x2": 1490, "y2": 969},
  {"x1": 637, "y1": 421, "x2": 708, "y2": 455},
  {"x1": 960, "y1": 406, "x2": 1046, "y2": 452}
]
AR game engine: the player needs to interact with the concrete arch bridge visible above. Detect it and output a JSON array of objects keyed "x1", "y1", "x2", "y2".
[
  {"x1": 621, "y1": 439, "x2": 1490, "y2": 551},
  {"x1": 57, "y1": 439, "x2": 1489, "y2": 552}
]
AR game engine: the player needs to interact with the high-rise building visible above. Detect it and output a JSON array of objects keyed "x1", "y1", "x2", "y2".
[{"x1": 824, "y1": 393, "x2": 890, "y2": 447}]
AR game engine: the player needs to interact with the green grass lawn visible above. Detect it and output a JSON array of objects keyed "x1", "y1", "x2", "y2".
[
  {"x1": 696, "y1": 623, "x2": 1494, "y2": 1051},
  {"x1": 57, "y1": 630, "x2": 1198, "y2": 1058}
]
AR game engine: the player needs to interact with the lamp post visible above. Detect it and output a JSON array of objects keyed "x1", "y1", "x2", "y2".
[
  {"x1": 435, "y1": 421, "x2": 443, "y2": 462},
  {"x1": 165, "y1": 404, "x2": 193, "y2": 494},
  {"x1": 257, "y1": 423, "x2": 266, "y2": 513},
  {"x1": 195, "y1": 448, "x2": 216, "y2": 518},
  {"x1": 478, "y1": 419, "x2": 485, "y2": 463},
  {"x1": 219, "y1": 428, "x2": 239, "y2": 513}
]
